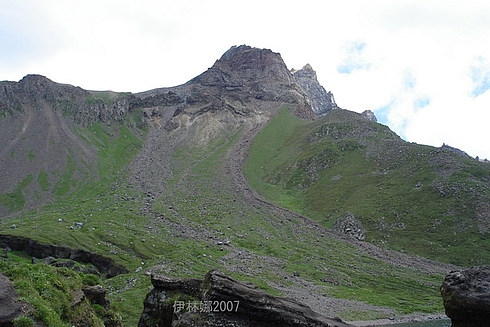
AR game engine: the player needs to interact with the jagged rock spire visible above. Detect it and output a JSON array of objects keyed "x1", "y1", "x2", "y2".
[{"x1": 292, "y1": 64, "x2": 337, "y2": 115}]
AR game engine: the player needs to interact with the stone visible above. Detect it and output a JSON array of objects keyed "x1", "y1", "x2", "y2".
[
  {"x1": 440, "y1": 266, "x2": 490, "y2": 327},
  {"x1": 83, "y1": 285, "x2": 108, "y2": 307},
  {"x1": 0, "y1": 274, "x2": 22, "y2": 325},
  {"x1": 138, "y1": 270, "x2": 352, "y2": 327}
]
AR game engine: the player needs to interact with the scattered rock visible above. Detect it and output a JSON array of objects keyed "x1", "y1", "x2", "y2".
[
  {"x1": 332, "y1": 213, "x2": 365, "y2": 241},
  {"x1": 440, "y1": 266, "x2": 490, "y2": 327}
]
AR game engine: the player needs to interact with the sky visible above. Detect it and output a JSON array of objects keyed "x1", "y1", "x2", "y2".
[{"x1": 1, "y1": 0, "x2": 489, "y2": 159}]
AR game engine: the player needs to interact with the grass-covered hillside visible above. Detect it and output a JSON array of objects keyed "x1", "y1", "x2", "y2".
[
  {"x1": 0, "y1": 103, "x2": 461, "y2": 325},
  {"x1": 245, "y1": 108, "x2": 490, "y2": 267}
]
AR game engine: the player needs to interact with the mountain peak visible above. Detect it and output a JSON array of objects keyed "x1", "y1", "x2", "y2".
[
  {"x1": 292, "y1": 64, "x2": 337, "y2": 115},
  {"x1": 184, "y1": 45, "x2": 313, "y2": 116},
  {"x1": 193, "y1": 45, "x2": 294, "y2": 87},
  {"x1": 18, "y1": 74, "x2": 55, "y2": 93},
  {"x1": 218, "y1": 44, "x2": 257, "y2": 61},
  {"x1": 15, "y1": 74, "x2": 87, "y2": 101}
]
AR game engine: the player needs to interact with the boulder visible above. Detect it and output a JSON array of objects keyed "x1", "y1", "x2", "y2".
[
  {"x1": 139, "y1": 269, "x2": 352, "y2": 327},
  {"x1": 440, "y1": 266, "x2": 490, "y2": 327},
  {"x1": 83, "y1": 285, "x2": 108, "y2": 307},
  {"x1": 0, "y1": 274, "x2": 22, "y2": 326}
]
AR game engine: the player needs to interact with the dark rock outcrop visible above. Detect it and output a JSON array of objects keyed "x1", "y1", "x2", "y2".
[
  {"x1": 139, "y1": 270, "x2": 352, "y2": 327},
  {"x1": 82, "y1": 285, "x2": 108, "y2": 307},
  {"x1": 0, "y1": 74, "x2": 87, "y2": 114},
  {"x1": 333, "y1": 213, "x2": 365, "y2": 241},
  {"x1": 360, "y1": 109, "x2": 377, "y2": 122},
  {"x1": 0, "y1": 274, "x2": 22, "y2": 326},
  {"x1": 292, "y1": 64, "x2": 337, "y2": 115},
  {"x1": 440, "y1": 266, "x2": 490, "y2": 327},
  {"x1": 0, "y1": 74, "x2": 144, "y2": 127},
  {"x1": 0, "y1": 234, "x2": 128, "y2": 277},
  {"x1": 440, "y1": 143, "x2": 471, "y2": 159}
]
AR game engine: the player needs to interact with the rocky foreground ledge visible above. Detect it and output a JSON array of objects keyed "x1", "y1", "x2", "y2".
[
  {"x1": 441, "y1": 265, "x2": 490, "y2": 327},
  {"x1": 138, "y1": 270, "x2": 352, "y2": 327}
]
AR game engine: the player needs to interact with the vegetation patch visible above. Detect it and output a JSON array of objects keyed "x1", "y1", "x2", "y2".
[
  {"x1": 0, "y1": 251, "x2": 119, "y2": 327},
  {"x1": 37, "y1": 171, "x2": 50, "y2": 192},
  {"x1": 0, "y1": 175, "x2": 34, "y2": 211},
  {"x1": 245, "y1": 107, "x2": 490, "y2": 266}
]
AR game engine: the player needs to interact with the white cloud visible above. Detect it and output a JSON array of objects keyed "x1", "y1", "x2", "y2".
[{"x1": 337, "y1": 42, "x2": 370, "y2": 74}]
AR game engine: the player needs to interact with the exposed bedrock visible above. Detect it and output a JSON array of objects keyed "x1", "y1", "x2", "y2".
[
  {"x1": 139, "y1": 269, "x2": 352, "y2": 327},
  {"x1": 440, "y1": 266, "x2": 490, "y2": 327}
]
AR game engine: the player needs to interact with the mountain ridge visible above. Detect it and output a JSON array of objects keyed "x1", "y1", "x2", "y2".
[{"x1": 0, "y1": 44, "x2": 488, "y2": 326}]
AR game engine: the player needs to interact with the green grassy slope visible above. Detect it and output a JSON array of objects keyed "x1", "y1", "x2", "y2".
[
  {"x1": 244, "y1": 108, "x2": 490, "y2": 266},
  {"x1": 0, "y1": 119, "x2": 149, "y2": 325},
  {"x1": 2, "y1": 105, "x2": 480, "y2": 324}
]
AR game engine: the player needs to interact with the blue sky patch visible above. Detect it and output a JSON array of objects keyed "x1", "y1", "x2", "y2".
[
  {"x1": 374, "y1": 103, "x2": 392, "y2": 126},
  {"x1": 470, "y1": 57, "x2": 490, "y2": 97},
  {"x1": 337, "y1": 41, "x2": 370, "y2": 74},
  {"x1": 414, "y1": 97, "x2": 430, "y2": 109}
]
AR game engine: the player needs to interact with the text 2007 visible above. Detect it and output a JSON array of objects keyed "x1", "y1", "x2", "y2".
[{"x1": 211, "y1": 300, "x2": 240, "y2": 312}]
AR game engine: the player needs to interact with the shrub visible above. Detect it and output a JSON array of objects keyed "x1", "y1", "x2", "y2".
[{"x1": 13, "y1": 316, "x2": 34, "y2": 327}]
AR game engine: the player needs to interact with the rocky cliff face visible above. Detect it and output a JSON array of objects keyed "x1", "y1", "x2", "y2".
[
  {"x1": 292, "y1": 64, "x2": 337, "y2": 115},
  {"x1": 0, "y1": 74, "x2": 88, "y2": 114},
  {"x1": 0, "y1": 74, "x2": 144, "y2": 126},
  {"x1": 195, "y1": 45, "x2": 295, "y2": 88},
  {"x1": 137, "y1": 45, "x2": 334, "y2": 124},
  {"x1": 138, "y1": 270, "x2": 352, "y2": 327}
]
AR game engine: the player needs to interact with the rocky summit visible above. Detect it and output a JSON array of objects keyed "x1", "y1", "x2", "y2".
[{"x1": 0, "y1": 44, "x2": 489, "y2": 326}]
